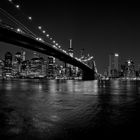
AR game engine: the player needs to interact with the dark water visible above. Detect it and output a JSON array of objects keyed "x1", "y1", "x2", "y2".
[{"x1": 0, "y1": 79, "x2": 140, "y2": 140}]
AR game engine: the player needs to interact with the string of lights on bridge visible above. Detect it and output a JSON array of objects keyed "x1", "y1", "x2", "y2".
[
  {"x1": 7, "y1": 0, "x2": 94, "y2": 64},
  {"x1": 8, "y1": 0, "x2": 61, "y2": 49}
]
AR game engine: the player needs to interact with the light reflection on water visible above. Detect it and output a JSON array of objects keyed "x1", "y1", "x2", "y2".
[{"x1": 0, "y1": 79, "x2": 140, "y2": 139}]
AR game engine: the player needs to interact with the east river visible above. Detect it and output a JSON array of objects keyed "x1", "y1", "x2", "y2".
[{"x1": 0, "y1": 79, "x2": 140, "y2": 140}]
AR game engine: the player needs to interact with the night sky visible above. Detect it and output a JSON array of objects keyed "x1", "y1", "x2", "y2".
[{"x1": 1, "y1": 1, "x2": 140, "y2": 74}]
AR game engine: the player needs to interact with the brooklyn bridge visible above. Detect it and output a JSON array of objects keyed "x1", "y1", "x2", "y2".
[{"x1": 0, "y1": 0, "x2": 98, "y2": 80}]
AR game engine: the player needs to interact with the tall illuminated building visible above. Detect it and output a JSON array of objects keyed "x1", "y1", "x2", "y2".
[
  {"x1": 67, "y1": 39, "x2": 74, "y2": 77},
  {"x1": 3, "y1": 52, "x2": 13, "y2": 78},
  {"x1": 29, "y1": 55, "x2": 46, "y2": 78},
  {"x1": 22, "y1": 50, "x2": 26, "y2": 61},
  {"x1": 108, "y1": 53, "x2": 119, "y2": 78},
  {"x1": 124, "y1": 59, "x2": 136, "y2": 78},
  {"x1": 12, "y1": 52, "x2": 22, "y2": 77},
  {"x1": 47, "y1": 56, "x2": 55, "y2": 79},
  {"x1": 20, "y1": 60, "x2": 30, "y2": 77},
  {"x1": 33, "y1": 51, "x2": 38, "y2": 58},
  {"x1": 0, "y1": 60, "x2": 4, "y2": 78},
  {"x1": 15, "y1": 52, "x2": 22, "y2": 63},
  {"x1": 68, "y1": 39, "x2": 73, "y2": 57}
]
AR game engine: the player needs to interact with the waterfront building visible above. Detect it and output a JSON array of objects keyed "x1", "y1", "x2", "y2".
[
  {"x1": 120, "y1": 64, "x2": 126, "y2": 77},
  {"x1": 0, "y1": 60, "x2": 4, "y2": 78},
  {"x1": 54, "y1": 65, "x2": 62, "y2": 78},
  {"x1": 15, "y1": 52, "x2": 22, "y2": 63},
  {"x1": 108, "y1": 53, "x2": 119, "y2": 78},
  {"x1": 20, "y1": 60, "x2": 30, "y2": 78},
  {"x1": 103, "y1": 69, "x2": 108, "y2": 78},
  {"x1": 124, "y1": 59, "x2": 136, "y2": 78},
  {"x1": 29, "y1": 56, "x2": 46, "y2": 78},
  {"x1": 12, "y1": 52, "x2": 22, "y2": 77},
  {"x1": 137, "y1": 64, "x2": 140, "y2": 77},
  {"x1": 47, "y1": 56, "x2": 55, "y2": 79},
  {"x1": 67, "y1": 39, "x2": 74, "y2": 77},
  {"x1": 3, "y1": 52, "x2": 13, "y2": 78},
  {"x1": 22, "y1": 50, "x2": 26, "y2": 61}
]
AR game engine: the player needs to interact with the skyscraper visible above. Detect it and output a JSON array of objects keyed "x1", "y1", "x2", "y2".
[
  {"x1": 124, "y1": 59, "x2": 136, "y2": 78},
  {"x1": 108, "y1": 53, "x2": 119, "y2": 78},
  {"x1": 67, "y1": 39, "x2": 74, "y2": 77},
  {"x1": 29, "y1": 56, "x2": 45, "y2": 78},
  {"x1": 15, "y1": 52, "x2": 22, "y2": 62},
  {"x1": 47, "y1": 56, "x2": 55, "y2": 79},
  {"x1": 0, "y1": 59, "x2": 4, "y2": 78},
  {"x1": 12, "y1": 52, "x2": 22, "y2": 77},
  {"x1": 68, "y1": 39, "x2": 73, "y2": 57},
  {"x1": 3, "y1": 52, "x2": 13, "y2": 78},
  {"x1": 22, "y1": 50, "x2": 26, "y2": 61}
]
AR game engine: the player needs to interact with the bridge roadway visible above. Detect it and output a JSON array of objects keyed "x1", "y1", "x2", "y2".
[{"x1": 0, "y1": 26, "x2": 95, "y2": 80}]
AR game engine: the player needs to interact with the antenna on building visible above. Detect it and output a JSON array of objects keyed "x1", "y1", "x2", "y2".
[
  {"x1": 68, "y1": 39, "x2": 73, "y2": 57},
  {"x1": 70, "y1": 39, "x2": 72, "y2": 48}
]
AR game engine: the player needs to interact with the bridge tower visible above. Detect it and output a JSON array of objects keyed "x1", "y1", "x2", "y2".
[
  {"x1": 82, "y1": 56, "x2": 97, "y2": 80},
  {"x1": 82, "y1": 70, "x2": 95, "y2": 80}
]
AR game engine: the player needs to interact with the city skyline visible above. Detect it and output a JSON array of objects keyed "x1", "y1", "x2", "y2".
[
  {"x1": 1, "y1": 1, "x2": 140, "y2": 74},
  {"x1": 0, "y1": 47, "x2": 85, "y2": 79}
]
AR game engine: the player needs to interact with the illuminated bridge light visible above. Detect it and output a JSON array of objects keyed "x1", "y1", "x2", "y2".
[
  {"x1": 62, "y1": 50, "x2": 67, "y2": 54},
  {"x1": 16, "y1": 28, "x2": 21, "y2": 32},
  {"x1": 36, "y1": 37, "x2": 43, "y2": 41},
  {"x1": 55, "y1": 43, "x2": 58, "y2": 46},
  {"x1": 53, "y1": 40, "x2": 56, "y2": 43},
  {"x1": 38, "y1": 26, "x2": 42, "y2": 30},
  {"x1": 8, "y1": 0, "x2": 12, "y2": 2},
  {"x1": 28, "y1": 16, "x2": 32, "y2": 20},
  {"x1": 53, "y1": 45, "x2": 57, "y2": 48},
  {"x1": 16, "y1": 5, "x2": 20, "y2": 9},
  {"x1": 46, "y1": 34, "x2": 49, "y2": 37},
  {"x1": 42, "y1": 30, "x2": 46, "y2": 34},
  {"x1": 37, "y1": 37, "x2": 43, "y2": 42}
]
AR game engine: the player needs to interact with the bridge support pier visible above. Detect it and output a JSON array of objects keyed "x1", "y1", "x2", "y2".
[{"x1": 82, "y1": 71, "x2": 95, "y2": 80}]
